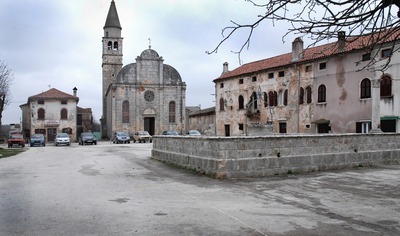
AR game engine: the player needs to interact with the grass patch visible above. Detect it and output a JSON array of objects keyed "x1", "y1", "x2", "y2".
[{"x1": 0, "y1": 147, "x2": 26, "y2": 159}]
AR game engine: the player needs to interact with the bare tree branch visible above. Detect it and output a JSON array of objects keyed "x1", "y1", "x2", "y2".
[
  {"x1": 0, "y1": 60, "x2": 14, "y2": 126},
  {"x1": 208, "y1": 0, "x2": 400, "y2": 67}
]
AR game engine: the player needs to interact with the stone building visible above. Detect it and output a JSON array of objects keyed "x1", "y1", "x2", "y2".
[
  {"x1": 19, "y1": 88, "x2": 93, "y2": 142},
  {"x1": 214, "y1": 29, "x2": 400, "y2": 136},
  {"x1": 187, "y1": 107, "x2": 215, "y2": 135},
  {"x1": 101, "y1": 0, "x2": 186, "y2": 138}
]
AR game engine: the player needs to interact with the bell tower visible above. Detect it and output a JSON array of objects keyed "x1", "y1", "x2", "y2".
[{"x1": 101, "y1": 0, "x2": 123, "y2": 137}]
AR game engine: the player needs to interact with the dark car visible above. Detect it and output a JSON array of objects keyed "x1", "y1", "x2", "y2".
[
  {"x1": 8, "y1": 134, "x2": 25, "y2": 148},
  {"x1": 161, "y1": 130, "x2": 179, "y2": 135},
  {"x1": 30, "y1": 134, "x2": 45, "y2": 147},
  {"x1": 78, "y1": 132, "x2": 97, "y2": 145},
  {"x1": 112, "y1": 131, "x2": 130, "y2": 144},
  {"x1": 133, "y1": 131, "x2": 152, "y2": 143}
]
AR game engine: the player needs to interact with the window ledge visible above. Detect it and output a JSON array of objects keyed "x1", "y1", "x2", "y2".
[
  {"x1": 380, "y1": 95, "x2": 393, "y2": 99},
  {"x1": 317, "y1": 102, "x2": 327, "y2": 105},
  {"x1": 359, "y1": 97, "x2": 372, "y2": 101}
]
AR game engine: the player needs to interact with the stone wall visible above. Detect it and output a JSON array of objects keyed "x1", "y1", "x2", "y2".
[{"x1": 151, "y1": 133, "x2": 400, "y2": 178}]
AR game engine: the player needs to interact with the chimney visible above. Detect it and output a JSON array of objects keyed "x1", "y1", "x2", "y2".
[
  {"x1": 222, "y1": 62, "x2": 229, "y2": 74},
  {"x1": 292, "y1": 37, "x2": 304, "y2": 62},
  {"x1": 73, "y1": 87, "x2": 78, "y2": 96},
  {"x1": 338, "y1": 31, "x2": 346, "y2": 52}
]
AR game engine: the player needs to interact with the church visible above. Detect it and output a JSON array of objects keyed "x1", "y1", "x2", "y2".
[{"x1": 101, "y1": 0, "x2": 187, "y2": 138}]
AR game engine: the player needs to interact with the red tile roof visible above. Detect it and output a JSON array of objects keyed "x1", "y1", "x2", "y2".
[
  {"x1": 28, "y1": 88, "x2": 79, "y2": 102},
  {"x1": 214, "y1": 28, "x2": 400, "y2": 82}
]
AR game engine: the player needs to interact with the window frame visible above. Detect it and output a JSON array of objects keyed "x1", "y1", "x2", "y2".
[
  {"x1": 219, "y1": 98, "x2": 225, "y2": 111},
  {"x1": 299, "y1": 87, "x2": 304, "y2": 105},
  {"x1": 37, "y1": 108, "x2": 45, "y2": 120},
  {"x1": 360, "y1": 78, "x2": 371, "y2": 99},
  {"x1": 306, "y1": 86, "x2": 312, "y2": 104},
  {"x1": 169, "y1": 101, "x2": 176, "y2": 123},
  {"x1": 238, "y1": 95, "x2": 244, "y2": 109},
  {"x1": 317, "y1": 85, "x2": 327, "y2": 103},
  {"x1": 380, "y1": 75, "x2": 392, "y2": 97},
  {"x1": 283, "y1": 89, "x2": 288, "y2": 106},
  {"x1": 263, "y1": 92, "x2": 268, "y2": 108},
  {"x1": 60, "y1": 108, "x2": 68, "y2": 120},
  {"x1": 122, "y1": 100, "x2": 129, "y2": 123},
  {"x1": 319, "y1": 62, "x2": 327, "y2": 71},
  {"x1": 362, "y1": 53, "x2": 371, "y2": 61},
  {"x1": 381, "y1": 48, "x2": 391, "y2": 58}
]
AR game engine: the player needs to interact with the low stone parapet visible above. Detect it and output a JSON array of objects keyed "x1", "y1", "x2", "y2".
[{"x1": 151, "y1": 133, "x2": 400, "y2": 178}]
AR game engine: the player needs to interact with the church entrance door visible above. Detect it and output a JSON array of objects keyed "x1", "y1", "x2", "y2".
[{"x1": 144, "y1": 117, "x2": 155, "y2": 135}]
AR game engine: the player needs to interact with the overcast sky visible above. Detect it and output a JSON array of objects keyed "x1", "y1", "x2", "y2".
[{"x1": 0, "y1": 0, "x2": 299, "y2": 124}]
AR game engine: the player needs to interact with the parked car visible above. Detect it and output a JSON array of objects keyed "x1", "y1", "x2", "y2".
[
  {"x1": 112, "y1": 131, "x2": 130, "y2": 144},
  {"x1": 54, "y1": 133, "x2": 70, "y2": 146},
  {"x1": 187, "y1": 130, "x2": 201, "y2": 136},
  {"x1": 30, "y1": 134, "x2": 45, "y2": 147},
  {"x1": 133, "y1": 131, "x2": 152, "y2": 143},
  {"x1": 78, "y1": 132, "x2": 97, "y2": 145},
  {"x1": 161, "y1": 130, "x2": 179, "y2": 135},
  {"x1": 8, "y1": 134, "x2": 25, "y2": 148}
]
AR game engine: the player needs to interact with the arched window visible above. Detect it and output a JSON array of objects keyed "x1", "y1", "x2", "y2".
[
  {"x1": 268, "y1": 91, "x2": 274, "y2": 107},
  {"x1": 122, "y1": 101, "x2": 129, "y2": 123},
  {"x1": 107, "y1": 41, "x2": 112, "y2": 50},
  {"x1": 60, "y1": 108, "x2": 68, "y2": 120},
  {"x1": 360, "y1": 78, "x2": 371, "y2": 99},
  {"x1": 299, "y1": 87, "x2": 304, "y2": 104},
  {"x1": 380, "y1": 75, "x2": 392, "y2": 97},
  {"x1": 238, "y1": 95, "x2": 244, "y2": 109},
  {"x1": 273, "y1": 91, "x2": 278, "y2": 106},
  {"x1": 306, "y1": 86, "x2": 312, "y2": 104},
  {"x1": 113, "y1": 41, "x2": 118, "y2": 50},
  {"x1": 284, "y1": 89, "x2": 288, "y2": 106},
  {"x1": 169, "y1": 101, "x2": 176, "y2": 123},
  {"x1": 38, "y1": 108, "x2": 45, "y2": 120},
  {"x1": 264, "y1": 92, "x2": 268, "y2": 107},
  {"x1": 318, "y1": 85, "x2": 327, "y2": 103},
  {"x1": 251, "y1": 92, "x2": 257, "y2": 109},
  {"x1": 219, "y1": 98, "x2": 225, "y2": 111}
]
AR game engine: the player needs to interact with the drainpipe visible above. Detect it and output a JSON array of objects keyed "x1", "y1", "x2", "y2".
[{"x1": 295, "y1": 64, "x2": 301, "y2": 133}]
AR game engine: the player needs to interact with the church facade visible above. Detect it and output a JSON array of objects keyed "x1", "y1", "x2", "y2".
[{"x1": 101, "y1": 0, "x2": 186, "y2": 138}]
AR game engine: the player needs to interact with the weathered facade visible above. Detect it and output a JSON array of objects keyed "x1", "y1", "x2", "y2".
[
  {"x1": 20, "y1": 88, "x2": 81, "y2": 142},
  {"x1": 214, "y1": 30, "x2": 400, "y2": 136},
  {"x1": 187, "y1": 107, "x2": 215, "y2": 135},
  {"x1": 101, "y1": 0, "x2": 186, "y2": 138}
]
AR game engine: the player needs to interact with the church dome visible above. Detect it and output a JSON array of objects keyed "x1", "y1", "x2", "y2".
[
  {"x1": 140, "y1": 48, "x2": 160, "y2": 59},
  {"x1": 163, "y1": 64, "x2": 182, "y2": 85}
]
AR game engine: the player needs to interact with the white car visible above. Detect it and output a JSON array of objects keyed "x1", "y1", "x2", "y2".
[
  {"x1": 54, "y1": 133, "x2": 70, "y2": 146},
  {"x1": 187, "y1": 130, "x2": 201, "y2": 136}
]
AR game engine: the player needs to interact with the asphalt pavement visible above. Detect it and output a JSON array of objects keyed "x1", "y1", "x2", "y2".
[{"x1": 0, "y1": 141, "x2": 399, "y2": 236}]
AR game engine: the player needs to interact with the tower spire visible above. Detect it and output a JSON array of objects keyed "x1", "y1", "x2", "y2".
[{"x1": 104, "y1": 0, "x2": 121, "y2": 30}]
